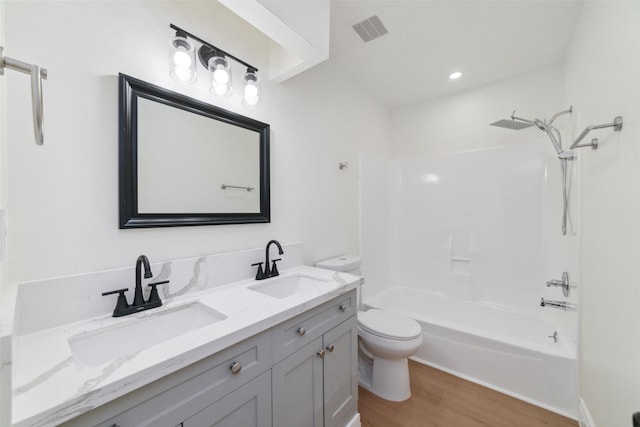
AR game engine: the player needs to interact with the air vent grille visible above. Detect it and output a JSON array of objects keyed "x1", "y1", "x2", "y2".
[{"x1": 352, "y1": 15, "x2": 388, "y2": 43}]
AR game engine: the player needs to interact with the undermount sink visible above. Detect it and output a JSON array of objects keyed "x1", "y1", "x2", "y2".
[
  {"x1": 248, "y1": 274, "x2": 331, "y2": 299},
  {"x1": 68, "y1": 302, "x2": 226, "y2": 367}
]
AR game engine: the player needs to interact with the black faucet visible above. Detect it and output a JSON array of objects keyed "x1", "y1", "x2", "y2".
[
  {"x1": 252, "y1": 240, "x2": 284, "y2": 280},
  {"x1": 102, "y1": 255, "x2": 169, "y2": 317},
  {"x1": 133, "y1": 255, "x2": 153, "y2": 307}
]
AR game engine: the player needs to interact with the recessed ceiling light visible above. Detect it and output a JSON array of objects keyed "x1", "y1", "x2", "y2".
[{"x1": 449, "y1": 71, "x2": 462, "y2": 80}]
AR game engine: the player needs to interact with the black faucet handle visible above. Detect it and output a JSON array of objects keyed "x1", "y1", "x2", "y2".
[
  {"x1": 270, "y1": 259, "x2": 282, "y2": 277},
  {"x1": 252, "y1": 262, "x2": 267, "y2": 280},
  {"x1": 102, "y1": 288, "x2": 131, "y2": 317},
  {"x1": 102, "y1": 288, "x2": 129, "y2": 296},
  {"x1": 148, "y1": 280, "x2": 169, "y2": 287},
  {"x1": 147, "y1": 280, "x2": 168, "y2": 307}
]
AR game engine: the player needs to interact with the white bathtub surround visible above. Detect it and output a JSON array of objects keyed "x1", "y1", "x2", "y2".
[
  {"x1": 366, "y1": 287, "x2": 578, "y2": 419},
  {"x1": 9, "y1": 244, "x2": 360, "y2": 427},
  {"x1": 360, "y1": 140, "x2": 579, "y2": 415}
]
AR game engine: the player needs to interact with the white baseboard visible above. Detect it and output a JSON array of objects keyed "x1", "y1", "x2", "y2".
[
  {"x1": 345, "y1": 412, "x2": 361, "y2": 427},
  {"x1": 579, "y1": 398, "x2": 596, "y2": 427}
]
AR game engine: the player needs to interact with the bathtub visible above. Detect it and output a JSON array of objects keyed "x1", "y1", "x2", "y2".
[{"x1": 364, "y1": 286, "x2": 578, "y2": 419}]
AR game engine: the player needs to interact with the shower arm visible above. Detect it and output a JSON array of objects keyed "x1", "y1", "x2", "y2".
[
  {"x1": 548, "y1": 107, "x2": 572, "y2": 125},
  {"x1": 511, "y1": 107, "x2": 572, "y2": 127},
  {"x1": 510, "y1": 111, "x2": 535, "y2": 125},
  {"x1": 569, "y1": 116, "x2": 623, "y2": 150}
]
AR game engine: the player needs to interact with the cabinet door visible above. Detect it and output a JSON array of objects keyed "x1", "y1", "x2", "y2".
[
  {"x1": 323, "y1": 318, "x2": 358, "y2": 427},
  {"x1": 272, "y1": 337, "x2": 324, "y2": 427},
  {"x1": 182, "y1": 371, "x2": 271, "y2": 427}
]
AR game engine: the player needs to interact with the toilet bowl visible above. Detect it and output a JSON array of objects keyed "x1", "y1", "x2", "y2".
[
  {"x1": 315, "y1": 255, "x2": 423, "y2": 402},
  {"x1": 357, "y1": 309, "x2": 422, "y2": 401}
]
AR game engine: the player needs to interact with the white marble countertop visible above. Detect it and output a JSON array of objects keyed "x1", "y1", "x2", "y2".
[{"x1": 11, "y1": 266, "x2": 359, "y2": 427}]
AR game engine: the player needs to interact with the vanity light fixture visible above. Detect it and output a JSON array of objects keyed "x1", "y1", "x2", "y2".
[
  {"x1": 169, "y1": 24, "x2": 260, "y2": 108},
  {"x1": 242, "y1": 68, "x2": 261, "y2": 109},
  {"x1": 169, "y1": 30, "x2": 197, "y2": 84}
]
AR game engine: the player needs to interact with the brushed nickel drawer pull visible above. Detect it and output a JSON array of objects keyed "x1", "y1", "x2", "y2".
[
  {"x1": 230, "y1": 362, "x2": 242, "y2": 375},
  {"x1": 297, "y1": 326, "x2": 306, "y2": 336}
]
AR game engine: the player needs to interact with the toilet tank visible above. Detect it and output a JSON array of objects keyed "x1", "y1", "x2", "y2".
[{"x1": 315, "y1": 255, "x2": 361, "y2": 275}]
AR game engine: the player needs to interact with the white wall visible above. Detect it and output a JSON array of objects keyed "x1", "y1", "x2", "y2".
[
  {"x1": 3, "y1": 1, "x2": 389, "y2": 286},
  {"x1": 391, "y1": 67, "x2": 567, "y2": 158},
  {"x1": 565, "y1": 3, "x2": 640, "y2": 426}
]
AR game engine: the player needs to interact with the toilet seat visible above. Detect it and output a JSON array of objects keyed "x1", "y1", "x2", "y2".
[{"x1": 358, "y1": 309, "x2": 422, "y2": 341}]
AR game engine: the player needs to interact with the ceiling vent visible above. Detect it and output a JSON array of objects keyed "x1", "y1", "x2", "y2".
[{"x1": 352, "y1": 15, "x2": 388, "y2": 43}]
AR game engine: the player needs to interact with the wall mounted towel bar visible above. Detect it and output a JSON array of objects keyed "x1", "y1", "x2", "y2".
[
  {"x1": 221, "y1": 184, "x2": 255, "y2": 192},
  {"x1": 0, "y1": 46, "x2": 47, "y2": 145},
  {"x1": 570, "y1": 116, "x2": 623, "y2": 151}
]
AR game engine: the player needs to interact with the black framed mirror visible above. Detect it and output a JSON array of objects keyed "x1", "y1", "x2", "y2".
[{"x1": 119, "y1": 74, "x2": 270, "y2": 228}]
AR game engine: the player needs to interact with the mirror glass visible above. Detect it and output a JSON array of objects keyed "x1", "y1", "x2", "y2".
[{"x1": 119, "y1": 74, "x2": 270, "y2": 228}]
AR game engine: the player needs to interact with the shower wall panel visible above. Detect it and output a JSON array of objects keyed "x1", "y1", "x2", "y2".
[{"x1": 392, "y1": 142, "x2": 551, "y2": 311}]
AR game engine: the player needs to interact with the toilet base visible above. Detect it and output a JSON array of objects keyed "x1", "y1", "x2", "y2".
[
  {"x1": 370, "y1": 357, "x2": 411, "y2": 401},
  {"x1": 357, "y1": 336, "x2": 415, "y2": 402}
]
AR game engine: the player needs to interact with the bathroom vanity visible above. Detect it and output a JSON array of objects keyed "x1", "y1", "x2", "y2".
[
  {"x1": 62, "y1": 290, "x2": 357, "y2": 427},
  {"x1": 8, "y1": 244, "x2": 360, "y2": 427}
]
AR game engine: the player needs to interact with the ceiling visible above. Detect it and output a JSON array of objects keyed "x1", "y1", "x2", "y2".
[{"x1": 329, "y1": 0, "x2": 584, "y2": 108}]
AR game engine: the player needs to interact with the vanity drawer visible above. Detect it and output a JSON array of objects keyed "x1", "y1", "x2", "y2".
[
  {"x1": 272, "y1": 290, "x2": 356, "y2": 363},
  {"x1": 65, "y1": 331, "x2": 272, "y2": 427}
]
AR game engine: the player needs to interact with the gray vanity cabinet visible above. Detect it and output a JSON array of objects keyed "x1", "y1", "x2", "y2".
[
  {"x1": 272, "y1": 337, "x2": 324, "y2": 426},
  {"x1": 272, "y1": 290, "x2": 358, "y2": 427},
  {"x1": 62, "y1": 331, "x2": 272, "y2": 427},
  {"x1": 322, "y1": 318, "x2": 358, "y2": 427},
  {"x1": 60, "y1": 290, "x2": 357, "y2": 427},
  {"x1": 181, "y1": 370, "x2": 271, "y2": 427}
]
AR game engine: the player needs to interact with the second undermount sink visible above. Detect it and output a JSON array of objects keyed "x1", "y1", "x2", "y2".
[
  {"x1": 248, "y1": 273, "x2": 331, "y2": 299},
  {"x1": 68, "y1": 302, "x2": 227, "y2": 367}
]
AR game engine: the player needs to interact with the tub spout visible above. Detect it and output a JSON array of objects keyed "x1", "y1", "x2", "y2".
[{"x1": 540, "y1": 297, "x2": 576, "y2": 311}]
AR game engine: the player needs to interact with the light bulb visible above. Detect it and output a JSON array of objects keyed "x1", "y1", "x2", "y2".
[
  {"x1": 174, "y1": 68, "x2": 193, "y2": 82},
  {"x1": 173, "y1": 49, "x2": 192, "y2": 68},
  {"x1": 213, "y1": 68, "x2": 229, "y2": 85},
  {"x1": 242, "y1": 70, "x2": 260, "y2": 109},
  {"x1": 212, "y1": 83, "x2": 228, "y2": 96},
  {"x1": 449, "y1": 71, "x2": 462, "y2": 80},
  {"x1": 169, "y1": 33, "x2": 196, "y2": 84},
  {"x1": 244, "y1": 96, "x2": 259, "y2": 107},
  {"x1": 208, "y1": 55, "x2": 232, "y2": 97},
  {"x1": 244, "y1": 83, "x2": 258, "y2": 99}
]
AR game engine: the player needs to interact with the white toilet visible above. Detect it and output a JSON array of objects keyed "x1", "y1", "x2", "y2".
[{"x1": 316, "y1": 255, "x2": 423, "y2": 402}]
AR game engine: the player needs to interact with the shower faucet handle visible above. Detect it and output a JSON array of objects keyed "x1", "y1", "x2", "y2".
[{"x1": 546, "y1": 272, "x2": 571, "y2": 297}]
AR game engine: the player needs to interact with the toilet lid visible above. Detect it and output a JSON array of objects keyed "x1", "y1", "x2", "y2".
[{"x1": 358, "y1": 309, "x2": 422, "y2": 340}]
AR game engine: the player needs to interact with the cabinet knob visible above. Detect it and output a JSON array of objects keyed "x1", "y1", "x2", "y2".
[
  {"x1": 317, "y1": 349, "x2": 326, "y2": 358},
  {"x1": 339, "y1": 304, "x2": 347, "y2": 312},
  {"x1": 230, "y1": 362, "x2": 242, "y2": 375},
  {"x1": 297, "y1": 326, "x2": 306, "y2": 336},
  {"x1": 326, "y1": 344, "x2": 335, "y2": 352}
]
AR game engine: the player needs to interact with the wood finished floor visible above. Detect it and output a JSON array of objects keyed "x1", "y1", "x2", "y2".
[{"x1": 358, "y1": 360, "x2": 578, "y2": 427}]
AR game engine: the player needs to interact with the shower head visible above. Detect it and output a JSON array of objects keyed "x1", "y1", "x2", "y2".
[
  {"x1": 489, "y1": 119, "x2": 534, "y2": 130},
  {"x1": 491, "y1": 107, "x2": 574, "y2": 159}
]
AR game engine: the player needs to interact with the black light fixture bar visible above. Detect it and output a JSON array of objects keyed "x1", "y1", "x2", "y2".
[{"x1": 170, "y1": 24, "x2": 258, "y2": 72}]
